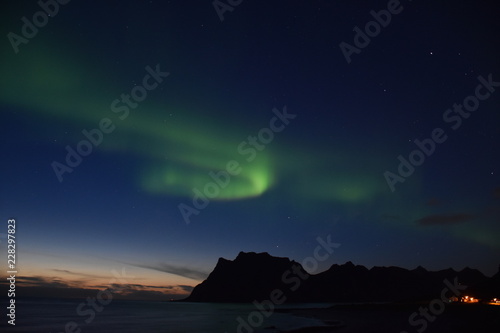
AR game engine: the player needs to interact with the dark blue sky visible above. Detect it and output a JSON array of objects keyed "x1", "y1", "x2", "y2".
[{"x1": 1, "y1": 0, "x2": 499, "y2": 299}]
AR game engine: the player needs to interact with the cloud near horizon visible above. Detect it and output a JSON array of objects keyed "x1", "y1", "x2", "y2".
[
  {"x1": 13, "y1": 275, "x2": 71, "y2": 289},
  {"x1": 0, "y1": 274, "x2": 192, "y2": 300},
  {"x1": 51, "y1": 269, "x2": 108, "y2": 280},
  {"x1": 128, "y1": 262, "x2": 209, "y2": 280}
]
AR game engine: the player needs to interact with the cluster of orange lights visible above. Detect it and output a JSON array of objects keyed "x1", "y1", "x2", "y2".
[
  {"x1": 459, "y1": 296, "x2": 500, "y2": 305},
  {"x1": 461, "y1": 296, "x2": 479, "y2": 303}
]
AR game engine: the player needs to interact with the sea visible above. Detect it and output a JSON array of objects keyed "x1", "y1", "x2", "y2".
[{"x1": 1, "y1": 298, "x2": 331, "y2": 333}]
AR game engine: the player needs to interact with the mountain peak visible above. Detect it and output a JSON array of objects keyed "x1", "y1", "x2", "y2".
[
  {"x1": 182, "y1": 253, "x2": 498, "y2": 303},
  {"x1": 183, "y1": 251, "x2": 304, "y2": 302},
  {"x1": 235, "y1": 251, "x2": 271, "y2": 259},
  {"x1": 412, "y1": 265, "x2": 427, "y2": 273}
]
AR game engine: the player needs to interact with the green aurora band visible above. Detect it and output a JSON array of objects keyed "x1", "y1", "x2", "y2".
[
  {"x1": 0, "y1": 44, "x2": 276, "y2": 200},
  {"x1": 1, "y1": 37, "x2": 499, "y2": 248}
]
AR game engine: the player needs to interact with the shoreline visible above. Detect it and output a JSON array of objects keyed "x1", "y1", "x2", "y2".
[{"x1": 275, "y1": 303, "x2": 500, "y2": 333}]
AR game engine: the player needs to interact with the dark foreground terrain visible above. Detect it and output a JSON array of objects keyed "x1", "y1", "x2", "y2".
[{"x1": 278, "y1": 303, "x2": 500, "y2": 333}]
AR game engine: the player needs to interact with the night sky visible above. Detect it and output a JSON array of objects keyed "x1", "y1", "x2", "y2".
[{"x1": 1, "y1": 0, "x2": 499, "y2": 300}]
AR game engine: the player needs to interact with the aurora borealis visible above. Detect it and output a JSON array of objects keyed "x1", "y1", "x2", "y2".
[{"x1": 1, "y1": 0, "x2": 500, "y2": 301}]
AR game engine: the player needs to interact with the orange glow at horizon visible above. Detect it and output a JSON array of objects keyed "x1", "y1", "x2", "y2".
[{"x1": 0, "y1": 251, "x2": 200, "y2": 299}]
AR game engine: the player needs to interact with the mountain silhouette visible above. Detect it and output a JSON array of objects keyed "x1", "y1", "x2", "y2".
[
  {"x1": 184, "y1": 252, "x2": 309, "y2": 302},
  {"x1": 183, "y1": 252, "x2": 499, "y2": 303}
]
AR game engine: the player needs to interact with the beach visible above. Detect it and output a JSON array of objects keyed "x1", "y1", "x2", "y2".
[{"x1": 279, "y1": 303, "x2": 500, "y2": 333}]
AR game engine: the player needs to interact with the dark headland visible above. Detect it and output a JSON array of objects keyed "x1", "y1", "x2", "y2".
[
  {"x1": 181, "y1": 252, "x2": 500, "y2": 332},
  {"x1": 183, "y1": 251, "x2": 499, "y2": 303}
]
